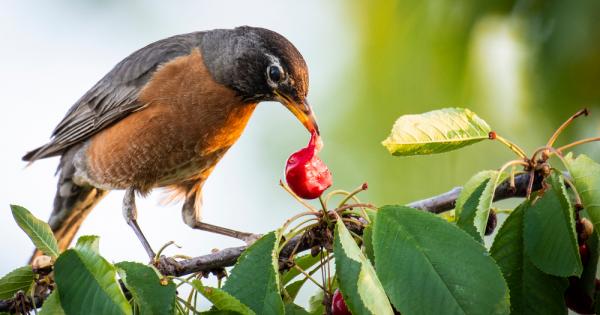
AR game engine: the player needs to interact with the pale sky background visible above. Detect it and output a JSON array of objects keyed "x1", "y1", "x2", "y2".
[
  {"x1": 3, "y1": 1, "x2": 599, "y2": 311},
  {"x1": 0, "y1": 0, "x2": 354, "y2": 307}
]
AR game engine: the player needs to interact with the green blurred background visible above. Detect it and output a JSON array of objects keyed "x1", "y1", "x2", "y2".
[{"x1": 308, "y1": 0, "x2": 600, "y2": 205}]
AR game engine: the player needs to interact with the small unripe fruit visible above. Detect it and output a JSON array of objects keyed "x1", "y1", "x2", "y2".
[
  {"x1": 285, "y1": 132, "x2": 332, "y2": 199},
  {"x1": 580, "y1": 218, "x2": 594, "y2": 242},
  {"x1": 332, "y1": 289, "x2": 351, "y2": 315}
]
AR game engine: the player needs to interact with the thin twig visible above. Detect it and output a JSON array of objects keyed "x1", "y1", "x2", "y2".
[
  {"x1": 279, "y1": 180, "x2": 318, "y2": 213},
  {"x1": 557, "y1": 137, "x2": 600, "y2": 153},
  {"x1": 547, "y1": 108, "x2": 589, "y2": 147}
]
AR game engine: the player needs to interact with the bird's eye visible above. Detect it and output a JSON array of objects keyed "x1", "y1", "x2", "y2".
[{"x1": 268, "y1": 65, "x2": 283, "y2": 83}]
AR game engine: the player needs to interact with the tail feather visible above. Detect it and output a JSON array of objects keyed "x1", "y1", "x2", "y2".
[{"x1": 29, "y1": 145, "x2": 107, "y2": 263}]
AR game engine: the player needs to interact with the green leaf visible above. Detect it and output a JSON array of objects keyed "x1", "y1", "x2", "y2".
[
  {"x1": 40, "y1": 290, "x2": 66, "y2": 315},
  {"x1": 373, "y1": 205, "x2": 509, "y2": 315},
  {"x1": 524, "y1": 173, "x2": 582, "y2": 277},
  {"x1": 491, "y1": 202, "x2": 568, "y2": 314},
  {"x1": 307, "y1": 290, "x2": 324, "y2": 315},
  {"x1": 362, "y1": 224, "x2": 375, "y2": 263},
  {"x1": 455, "y1": 170, "x2": 496, "y2": 241},
  {"x1": 284, "y1": 303, "x2": 310, "y2": 315},
  {"x1": 116, "y1": 262, "x2": 176, "y2": 315},
  {"x1": 55, "y1": 245, "x2": 131, "y2": 315},
  {"x1": 76, "y1": 235, "x2": 100, "y2": 254},
  {"x1": 334, "y1": 220, "x2": 393, "y2": 315},
  {"x1": 0, "y1": 266, "x2": 34, "y2": 299},
  {"x1": 565, "y1": 153, "x2": 600, "y2": 235},
  {"x1": 281, "y1": 254, "x2": 321, "y2": 285},
  {"x1": 474, "y1": 171, "x2": 507, "y2": 238},
  {"x1": 382, "y1": 108, "x2": 491, "y2": 156},
  {"x1": 10, "y1": 205, "x2": 59, "y2": 258},
  {"x1": 192, "y1": 280, "x2": 255, "y2": 315},
  {"x1": 222, "y1": 231, "x2": 284, "y2": 315}
]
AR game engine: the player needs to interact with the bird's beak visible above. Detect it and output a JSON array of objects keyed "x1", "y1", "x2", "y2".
[{"x1": 278, "y1": 93, "x2": 320, "y2": 135}]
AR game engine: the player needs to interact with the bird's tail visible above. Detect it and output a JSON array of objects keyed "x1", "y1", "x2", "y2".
[{"x1": 29, "y1": 146, "x2": 108, "y2": 263}]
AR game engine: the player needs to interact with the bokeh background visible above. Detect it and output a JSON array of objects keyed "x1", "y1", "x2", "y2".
[{"x1": 1, "y1": 0, "x2": 599, "y2": 309}]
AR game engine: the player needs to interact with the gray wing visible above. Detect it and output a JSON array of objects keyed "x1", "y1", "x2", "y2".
[{"x1": 23, "y1": 32, "x2": 205, "y2": 162}]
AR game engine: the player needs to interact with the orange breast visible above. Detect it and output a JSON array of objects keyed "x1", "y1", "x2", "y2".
[{"x1": 84, "y1": 48, "x2": 257, "y2": 193}]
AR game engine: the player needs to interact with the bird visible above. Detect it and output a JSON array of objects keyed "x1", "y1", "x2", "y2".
[{"x1": 23, "y1": 26, "x2": 319, "y2": 260}]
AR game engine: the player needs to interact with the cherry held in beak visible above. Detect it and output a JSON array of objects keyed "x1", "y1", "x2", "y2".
[{"x1": 285, "y1": 131, "x2": 332, "y2": 199}]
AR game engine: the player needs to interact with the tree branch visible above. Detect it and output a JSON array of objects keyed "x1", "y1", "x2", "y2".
[
  {"x1": 406, "y1": 171, "x2": 543, "y2": 213},
  {"x1": 0, "y1": 172, "x2": 543, "y2": 312},
  {"x1": 162, "y1": 172, "x2": 542, "y2": 277}
]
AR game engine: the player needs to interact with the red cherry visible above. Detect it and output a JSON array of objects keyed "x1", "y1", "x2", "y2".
[
  {"x1": 331, "y1": 289, "x2": 351, "y2": 315},
  {"x1": 565, "y1": 277, "x2": 594, "y2": 314},
  {"x1": 285, "y1": 131, "x2": 332, "y2": 199},
  {"x1": 580, "y1": 244, "x2": 589, "y2": 264}
]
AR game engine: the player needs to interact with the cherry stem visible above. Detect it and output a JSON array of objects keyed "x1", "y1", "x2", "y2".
[
  {"x1": 546, "y1": 108, "x2": 589, "y2": 147},
  {"x1": 542, "y1": 146, "x2": 573, "y2": 174},
  {"x1": 323, "y1": 190, "x2": 352, "y2": 205},
  {"x1": 526, "y1": 169, "x2": 536, "y2": 199},
  {"x1": 279, "y1": 180, "x2": 318, "y2": 213},
  {"x1": 492, "y1": 133, "x2": 527, "y2": 159},
  {"x1": 497, "y1": 160, "x2": 530, "y2": 194},
  {"x1": 341, "y1": 217, "x2": 364, "y2": 228},
  {"x1": 154, "y1": 241, "x2": 181, "y2": 262},
  {"x1": 282, "y1": 211, "x2": 319, "y2": 230},
  {"x1": 337, "y1": 183, "x2": 368, "y2": 209},
  {"x1": 551, "y1": 168, "x2": 583, "y2": 208},
  {"x1": 176, "y1": 296, "x2": 197, "y2": 313},
  {"x1": 174, "y1": 274, "x2": 197, "y2": 289},
  {"x1": 187, "y1": 283, "x2": 196, "y2": 309},
  {"x1": 324, "y1": 189, "x2": 364, "y2": 218},
  {"x1": 509, "y1": 166, "x2": 517, "y2": 190},
  {"x1": 494, "y1": 208, "x2": 514, "y2": 215},
  {"x1": 510, "y1": 172, "x2": 527, "y2": 189},
  {"x1": 557, "y1": 137, "x2": 600, "y2": 153},
  {"x1": 293, "y1": 265, "x2": 328, "y2": 291},
  {"x1": 325, "y1": 249, "x2": 333, "y2": 291},
  {"x1": 335, "y1": 203, "x2": 377, "y2": 213},
  {"x1": 286, "y1": 218, "x2": 319, "y2": 235},
  {"x1": 286, "y1": 225, "x2": 316, "y2": 258},
  {"x1": 319, "y1": 195, "x2": 328, "y2": 213},
  {"x1": 498, "y1": 160, "x2": 529, "y2": 176},
  {"x1": 530, "y1": 146, "x2": 551, "y2": 163}
]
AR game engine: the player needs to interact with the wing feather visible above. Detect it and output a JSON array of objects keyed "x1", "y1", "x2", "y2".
[{"x1": 23, "y1": 32, "x2": 205, "y2": 161}]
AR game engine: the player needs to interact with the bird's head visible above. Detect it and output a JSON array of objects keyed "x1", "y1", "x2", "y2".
[{"x1": 200, "y1": 26, "x2": 319, "y2": 134}]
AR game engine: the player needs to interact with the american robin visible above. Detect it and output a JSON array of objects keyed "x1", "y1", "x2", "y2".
[{"x1": 23, "y1": 26, "x2": 319, "y2": 260}]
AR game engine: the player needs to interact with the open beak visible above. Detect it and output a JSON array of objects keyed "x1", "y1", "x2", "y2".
[{"x1": 278, "y1": 94, "x2": 320, "y2": 135}]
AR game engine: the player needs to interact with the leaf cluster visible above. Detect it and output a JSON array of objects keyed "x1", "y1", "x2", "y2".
[{"x1": 1, "y1": 107, "x2": 599, "y2": 314}]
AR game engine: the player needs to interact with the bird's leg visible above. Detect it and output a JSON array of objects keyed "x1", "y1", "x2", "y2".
[
  {"x1": 182, "y1": 190, "x2": 261, "y2": 244},
  {"x1": 123, "y1": 188, "x2": 156, "y2": 259}
]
